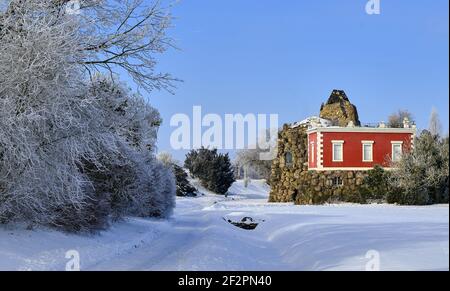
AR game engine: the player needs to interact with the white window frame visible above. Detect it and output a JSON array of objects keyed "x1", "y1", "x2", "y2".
[
  {"x1": 333, "y1": 176, "x2": 344, "y2": 187},
  {"x1": 332, "y1": 140, "x2": 344, "y2": 162},
  {"x1": 391, "y1": 141, "x2": 404, "y2": 162},
  {"x1": 362, "y1": 141, "x2": 374, "y2": 162},
  {"x1": 310, "y1": 142, "x2": 315, "y2": 164}
]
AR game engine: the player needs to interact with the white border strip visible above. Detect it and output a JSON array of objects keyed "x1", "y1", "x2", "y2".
[{"x1": 307, "y1": 127, "x2": 416, "y2": 134}]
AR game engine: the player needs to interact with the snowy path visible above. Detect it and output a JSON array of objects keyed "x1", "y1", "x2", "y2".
[
  {"x1": 89, "y1": 190, "x2": 284, "y2": 271},
  {"x1": 0, "y1": 180, "x2": 449, "y2": 271}
]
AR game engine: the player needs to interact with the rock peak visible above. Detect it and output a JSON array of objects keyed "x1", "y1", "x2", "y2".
[
  {"x1": 320, "y1": 90, "x2": 361, "y2": 127},
  {"x1": 326, "y1": 90, "x2": 350, "y2": 105}
]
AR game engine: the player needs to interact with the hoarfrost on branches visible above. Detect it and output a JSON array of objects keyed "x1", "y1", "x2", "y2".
[{"x1": 0, "y1": 0, "x2": 176, "y2": 231}]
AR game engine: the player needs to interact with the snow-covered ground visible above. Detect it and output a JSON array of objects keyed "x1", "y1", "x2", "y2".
[{"x1": 0, "y1": 180, "x2": 448, "y2": 271}]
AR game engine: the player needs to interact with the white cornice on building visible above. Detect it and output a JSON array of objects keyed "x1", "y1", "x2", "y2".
[
  {"x1": 307, "y1": 127, "x2": 416, "y2": 134},
  {"x1": 308, "y1": 167, "x2": 398, "y2": 171},
  {"x1": 291, "y1": 116, "x2": 333, "y2": 129}
]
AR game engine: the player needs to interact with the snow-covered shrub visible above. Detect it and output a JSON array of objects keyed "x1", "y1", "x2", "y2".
[
  {"x1": 51, "y1": 186, "x2": 112, "y2": 233},
  {"x1": 144, "y1": 160, "x2": 176, "y2": 217},
  {"x1": 358, "y1": 165, "x2": 391, "y2": 203},
  {"x1": 0, "y1": 1, "x2": 115, "y2": 228},
  {"x1": 157, "y1": 152, "x2": 197, "y2": 197},
  {"x1": 387, "y1": 131, "x2": 449, "y2": 205},
  {"x1": 0, "y1": 1, "x2": 176, "y2": 231},
  {"x1": 185, "y1": 148, "x2": 235, "y2": 195},
  {"x1": 438, "y1": 137, "x2": 449, "y2": 203},
  {"x1": 80, "y1": 78, "x2": 176, "y2": 220}
]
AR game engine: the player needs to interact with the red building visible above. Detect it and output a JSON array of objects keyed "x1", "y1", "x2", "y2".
[{"x1": 307, "y1": 123, "x2": 416, "y2": 171}]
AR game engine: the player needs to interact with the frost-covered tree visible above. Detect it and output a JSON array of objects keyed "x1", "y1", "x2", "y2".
[
  {"x1": 1, "y1": 0, "x2": 177, "y2": 92},
  {"x1": 157, "y1": 152, "x2": 196, "y2": 197},
  {"x1": 158, "y1": 152, "x2": 176, "y2": 167},
  {"x1": 81, "y1": 77, "x2": 175, "y2": 221},
  {"x1": 234, "y1": 128, "x2": 277, "y2": 183},
  {"x1": 235, "y1": 149, "x2": 272, "y2": 181},
  {"x1": 0, "y1": 0, "x2": 108, "y2": 228},
  {"x1": 429, "y1": 107, "x2": 442, "y2": 137},
  {"x1": 387, "y1": 130, "x2": 449, "y2": 205},
  {"x1": 0, "y1": 0, "x2": 176, "y2": 231}
]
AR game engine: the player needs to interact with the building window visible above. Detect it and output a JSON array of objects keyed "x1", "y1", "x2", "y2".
[
  {"x1": 310, "y1": 142, "x2": 315, "y2": 164},
  {"x1": 333, "y1": 177, "x2": 344, "y2": 187},
  {"x1": 332, "y1": 141, "x2": 344, "y2": 162},
  {"x1": 392, "y1": 142, "x2": 403, "y2": 162},
  {"x1": 362, "y1": 141, "x2": 374, "y2": 162},
  {"x1": 285, "y1": 152, "x2": 293, "y2": 167}
]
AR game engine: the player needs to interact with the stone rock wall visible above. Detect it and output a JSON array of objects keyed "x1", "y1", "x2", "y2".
[
  {"x1": 269, "y1": 124, "x2": 309, "y2": 203},
  {"x1": 293, "y1": 170, "x2": 368, "y2": 204}
]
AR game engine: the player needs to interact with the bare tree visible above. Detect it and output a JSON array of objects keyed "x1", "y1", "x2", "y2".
[
  {"x1": 157, "y1": 151, "x2": 176, "y2": 167},
  {"x1": 1, "y1": 0, "x2": 178, "y2": 92},
  {"x1": 388, "y1": 110, "x2": 414, "y2": 128},
  {"x1": 429, "y1": 107, "x2": 442, "y2": 137},
  {"x1": 235, "y1": 129, "x2": 277, "y2": 183}
]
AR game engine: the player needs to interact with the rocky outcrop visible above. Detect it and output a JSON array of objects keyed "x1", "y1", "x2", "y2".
[{"x1": 320, "y1": 90, "x2": 360, "y2": 127}]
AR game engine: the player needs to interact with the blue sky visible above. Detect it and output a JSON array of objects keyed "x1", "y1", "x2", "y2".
[{"x1": 144, "y1": 0, "x2": 449, "y2": 161}]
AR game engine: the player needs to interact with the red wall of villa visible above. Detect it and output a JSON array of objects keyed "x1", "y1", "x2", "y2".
[{"x1": 321, "y1": 131, "x2": 413, "y2": 169}]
